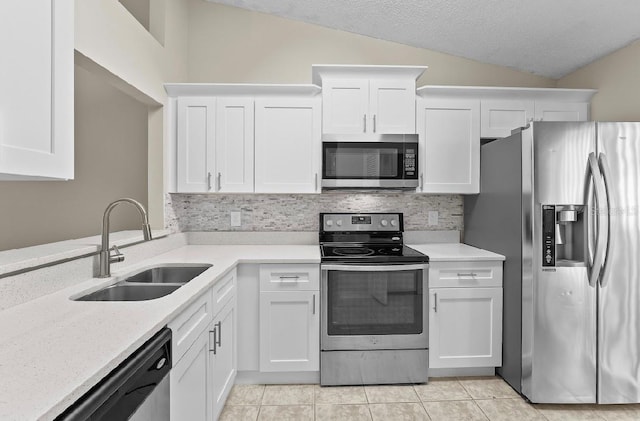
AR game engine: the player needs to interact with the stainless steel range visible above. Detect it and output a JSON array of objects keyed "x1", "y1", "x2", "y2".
[{"x1": 319, "y1": 212, "x2": 429, "y2": 386}]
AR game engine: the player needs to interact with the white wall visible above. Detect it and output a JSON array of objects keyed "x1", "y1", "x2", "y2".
[
  {"x1": 558, "y1": 40, "x2": 640, "y2": 121},
  {"x1": 186, "y1": 1, "x2": 556, "y2": 88},
  {"x1": 0, "y1": 67, "x2": 148, "y2": 251}
]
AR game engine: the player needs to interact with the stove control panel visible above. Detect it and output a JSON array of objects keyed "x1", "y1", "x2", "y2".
[{"x1": 320, "y1": 213, "x2": 403, "y2": 232}]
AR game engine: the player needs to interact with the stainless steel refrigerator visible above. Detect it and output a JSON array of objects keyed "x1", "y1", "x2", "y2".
[{"x1": 465, "y1": 121, "x2": 640, "y2": 404}]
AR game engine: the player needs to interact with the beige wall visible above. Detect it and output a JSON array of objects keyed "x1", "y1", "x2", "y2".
[
  {"x1": 558, "y1": 40, "x2": 640, "y2": 121},
  {"x1": 187, "y1": 1, "x2": 555, "y2": 88},
  {"x1": 0, "y1": 67, "x2": 148, "y2": 251}
]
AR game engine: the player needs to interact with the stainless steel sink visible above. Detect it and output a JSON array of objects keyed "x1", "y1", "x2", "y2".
[
  {"x1": 123, "y1": 265, "x2": 212, "y2": 284},
  {"x1": 76, "y1": 283, "x2": 182, "y2": 301},
  {"x1": 75, "y1": 264, "x2": 212, "y2": 301}
]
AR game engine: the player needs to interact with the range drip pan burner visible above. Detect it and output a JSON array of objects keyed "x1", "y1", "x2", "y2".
[{"x1": 332, "y1": 247, "x2": 375, "y2": 257}]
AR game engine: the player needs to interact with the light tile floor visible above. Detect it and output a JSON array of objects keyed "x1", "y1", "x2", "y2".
[{"x1": 220, "y1": 377, "x2": 640, "y2": 421}]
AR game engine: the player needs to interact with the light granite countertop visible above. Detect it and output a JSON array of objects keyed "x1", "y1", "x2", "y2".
[
  {"x1": 0, "y1": 245, "x2": 320, "y2": 421},
  {"x1": 408, "y1": 243, "x2": 505, "y2": 261},
  {"x1": 0, "y1": 241, "x2": 503, "y2": 420}
]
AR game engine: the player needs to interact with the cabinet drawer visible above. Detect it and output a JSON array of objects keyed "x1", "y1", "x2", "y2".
[
  {"x1": 168, "y1": 288, "x2": 214, "y2": 364},
  {"x1": 259, "y1": 264, "x2": 319, "y2": 291},
  {"x1": 429, "y1": 261, "x2": 502, "y2": 288},
  {"x1": 213, "y1": 268, "x2": 236, "y2": 315}
]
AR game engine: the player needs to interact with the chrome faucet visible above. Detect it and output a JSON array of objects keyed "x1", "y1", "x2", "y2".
[{"x1": 99, "y1": 198, "x2": 152, "y2": 278}]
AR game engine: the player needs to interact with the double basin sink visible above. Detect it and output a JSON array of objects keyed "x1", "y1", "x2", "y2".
[{"x1": 76, "y1": 264, "x2": 212, "y2": 302}]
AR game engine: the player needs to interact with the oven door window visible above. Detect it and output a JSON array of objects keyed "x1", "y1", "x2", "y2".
[
  {"x1": 326, "y1": 269, "x2": 423, "y2": 335},
  {"x1": 323, "y1": 142, "x2": 402, "y2": 179}
]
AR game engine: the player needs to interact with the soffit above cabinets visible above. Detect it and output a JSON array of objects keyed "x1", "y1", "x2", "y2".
[{"x1": 206, "y1": 0, "x2": 640, "y2": 79}]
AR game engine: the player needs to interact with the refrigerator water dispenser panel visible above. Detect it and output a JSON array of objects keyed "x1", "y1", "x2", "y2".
[{"x1": 542, "y1": 204, "x2": 586, "y2": 267}]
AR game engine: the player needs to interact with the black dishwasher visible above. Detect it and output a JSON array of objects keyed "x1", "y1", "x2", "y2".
[{"x1": 56, "y1": 327, "x2": 172, "y2": 421}]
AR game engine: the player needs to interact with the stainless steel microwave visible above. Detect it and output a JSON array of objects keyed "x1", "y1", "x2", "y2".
[{"x1": 321, "y1": 134, "x2": 419, "y2": 189}]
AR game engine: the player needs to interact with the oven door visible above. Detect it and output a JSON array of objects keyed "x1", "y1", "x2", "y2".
[
  {"x1": 321, "y1": 263, "x2": 428, "y2": 350},
  {"x1": 322, "y1": 142, "x2": 418, "y2": 189}
]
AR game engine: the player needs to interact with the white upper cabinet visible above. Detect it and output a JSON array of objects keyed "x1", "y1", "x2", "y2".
[
  {"x1": 215, "y1": 98, "x2": 255, "y2": 193},
  {"x1": 313, "y1": 65, "x2": 427, "y2": 135},
  {"x1": 0, "y1": 0, "x2": 74, "y2": 180},
  {"x1": 481, "y1": 100, "x2": 534, "y2": 139},
  {"x1": 417, "y1": 98, "x2": 480, "y2": 194},
  {"x1": 176, "y1": 97, "x2": 216, "y2": 193},
  {"x1": 167, "y1": 84, "x2": 321, "y2": 194},
  {"x1": 477, "y1": 87, "x2": 596, "y2": 138},
  {"x1": 321, "y1": 79, "x2": 369, "y2": 134},
  {"x1": 254, "y1": 97, "x2": 321, "y2": 193},
  {"x1": 534, "y1": 101, "x2": 588, "y2": 122},
  {"x1": 369, "y1": 79, "x2": 417, "y2": 134}
]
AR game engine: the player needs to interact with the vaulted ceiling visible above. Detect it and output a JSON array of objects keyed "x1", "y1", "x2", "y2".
[{"x1": 206, "y1": 0, "x2": 640, "y2": 79}]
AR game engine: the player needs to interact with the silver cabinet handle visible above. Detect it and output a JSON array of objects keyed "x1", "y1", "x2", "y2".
[
  {"x1": 433, "y1": 292, "x2": 438, "y2": 313},
  {"x1": 373, "y1": 114, "x2": 376, "y2": 133},
  {"x1": 457, "y1": 273, "x2": 477, "y2": 277},
  {"x1": 315, "y1": 173, "x2": 318, "y2": 191},
  {"x1": 363, "y1": 114, "x2": 367, "y2": 132},
  {"x1": 312, "y1": 294, "x2": 316, "y2": 314},
  {"x1": 419, "y1": 173, "x2": 424, "y2": 190},
  {"x1": 215, "y1": 321, "x2": 222, "y2": 347},
  {"x1": 210, "y1": 329, "x2": 216, "y2": 354},
  {"x1": 217, "y1": 172, "x2": 222, "y2": 191},
  {"x1": 279, "y1": 275, "x2": 300, "y2": 283},
  {"x1": 207, "y1": 172, "x2": 212, "y2": 191}
]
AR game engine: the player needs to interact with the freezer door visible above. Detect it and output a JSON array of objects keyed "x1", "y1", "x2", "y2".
[
  {"x1": 525, "y1": 122, "x2": 597, "y2": 403},
  {"x1": 597, "y1": 122, "x2": 640, "y2": 403}
]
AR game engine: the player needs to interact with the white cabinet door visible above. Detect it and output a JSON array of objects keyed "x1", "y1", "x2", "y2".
[
  {"x1": 0, "y1": 0, "x2": 74, "y2": 180},
  {"x1": 215, "y1": 98, "x2": 254, "y2": 192},
  {"x1": 481, "y1": 100, "x2": 534, "y2": 139},
  {"x1": 259, "y1": 290, "x2": 319, "y2": 372},
  {"x1": 534, "y1": 102, "x2": 588, "y2": 122},
  {"x1": 211, "y1": 300, "x2": 237, "y2": 420},
  {"x1": 321, "y1": 79, "x2": 369, "y2": 134},
  {"x1": 177, "y1": 97, "x2": 216, "y2": 192},
  {"x1": 254, "y1": 98, "x2": 321, "y2": 193},
  {"x1": 429, "y1": 287, "x2": 503, "y2": 369},
  {"x1": 370, "y1": 79, "x2": 416, "y2": 134},
  {"x1": 417, "y1": 98, "x2": 480, "y2": 194},
  {"x1": 170, "y1": 328, "x2": 213, "y2": 421}
]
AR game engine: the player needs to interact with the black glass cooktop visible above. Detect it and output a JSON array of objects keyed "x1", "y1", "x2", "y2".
[{"x1": 320, "y1": 244, "x2": 429, "y2": 264}]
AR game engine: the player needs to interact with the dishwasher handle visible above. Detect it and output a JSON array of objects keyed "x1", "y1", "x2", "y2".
[{"x1": 55, "y1": 327, "x2": 172, "y2": 421}]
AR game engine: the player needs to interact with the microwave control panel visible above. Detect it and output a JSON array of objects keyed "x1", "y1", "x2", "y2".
[{"x1": 404, "y1": 147, "x2": 416, "y2": 176}]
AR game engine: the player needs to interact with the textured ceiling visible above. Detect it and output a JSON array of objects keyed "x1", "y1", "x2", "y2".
[{"x1": 205, "y1": 0, "x2": 640, "y2": 79}]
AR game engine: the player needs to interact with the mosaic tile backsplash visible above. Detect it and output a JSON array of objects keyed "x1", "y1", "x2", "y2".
[{"x1": 166, "y1": 193, "x2": 463, "y2": 233}]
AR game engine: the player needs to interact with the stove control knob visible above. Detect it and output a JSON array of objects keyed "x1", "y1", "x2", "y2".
[
  {"x1": 336, "y1": 220, "x2": 343, "y2": 227},
  {"x1": 390, "y1": 219, "x2": 397, "y2": 227},
  {"x1": 380, "y1": 219, "x2": 388, "y2": 227},
  {"x1": 326, "y1": 220, "x2": 333, "y2": 227}
]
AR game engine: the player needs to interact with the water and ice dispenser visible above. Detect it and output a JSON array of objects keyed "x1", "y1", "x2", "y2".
[{"x1": 542, "y1": 205, "x2": 586, "y2": 267}]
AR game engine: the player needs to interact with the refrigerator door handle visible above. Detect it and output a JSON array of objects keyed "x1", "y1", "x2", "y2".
[
  {"x1": 588, "y1": 152, "x2": 608, "y2": 288},
  {"x1": 598, "y1": 152, "x2": 613, "y2": 287}
]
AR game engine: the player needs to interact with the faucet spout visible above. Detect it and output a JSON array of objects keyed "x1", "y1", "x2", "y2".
[{"x1": 99, "y1": 198, "x2": 153, "y2": 278}]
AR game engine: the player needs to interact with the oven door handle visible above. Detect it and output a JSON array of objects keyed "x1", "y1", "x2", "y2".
[{"x1": 321, "y1": 264, "x2": 429, "y2": 272}]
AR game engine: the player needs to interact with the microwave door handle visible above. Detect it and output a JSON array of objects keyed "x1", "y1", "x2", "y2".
[{"x1": 322, "y1": 264, "x2": 428, "y2": 272}]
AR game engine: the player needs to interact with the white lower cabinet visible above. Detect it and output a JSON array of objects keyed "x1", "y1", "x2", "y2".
[
  {"x1": 170, "y1": 268, "x2": 237, "y2": 421},
  {"x1": 170, "y1": 328, "x2": 213, "y2": 421},
  {"x1": 211, "y1": 300, "x2": 236, "y2": 420},
  {"x1": 428, "y1": 261, "x2": 503, "y2": 370},
  {"x1": 258, "y1": 264, "x2": 320, "y2": 372},
  {"x1": 259, "y1": 290, "x2": 319, "y2": 372}
]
